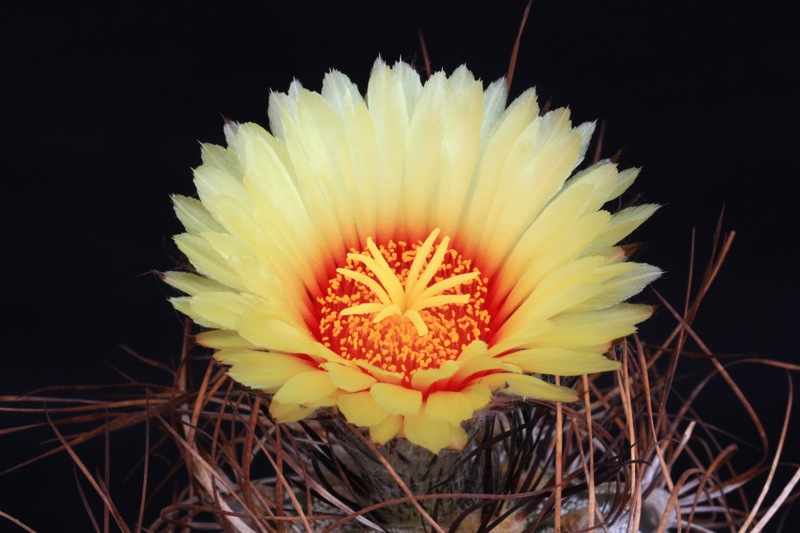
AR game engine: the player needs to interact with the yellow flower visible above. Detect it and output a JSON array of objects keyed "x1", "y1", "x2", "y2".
[{"x1": 164, "y1": 59, "x2": 660, "y2": 454}]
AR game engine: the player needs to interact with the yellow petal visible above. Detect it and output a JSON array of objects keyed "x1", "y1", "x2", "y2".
[
  {"x1": 370, "y1": 383, "x2": 422, "y2": 416},
  {"x1": 172, "y1": 194, "x2": 224, "y2": 234},
  {"x1": 409, "y1": 360, "x2": 460, "y2": 393},
  {"x1": 425, "y1": 391, "x2": 475, "y2": 425},
  {"x1": 494, "y1": 181, "x2": 594, "y2": 301},
  {"x1": 480, "y1": 373, "x2": 577, "y2": 402},
  {"x1": 561, "y1": 162, "x2": 619, "y2": 213},
  {"x1": 460, "y1": 383, "x2": 493, "y2": 410},
  {"x1": 479, "y1": 78, "x2": 509, "y2": 140},
  {"x1": 499, "y1": 348, "x2": 620, "y2": 376},
  {"x1": 194, "y1": 329, "x2": 256, "y2": 349},
  {"x1": 201, "y1": 194, "x2": 256, "y2": 245},
  {"x1": 270, "y1": 400, "x2": 315, "y2": 422},
  {"x1": 449, "y1": 350, "x2": 511, "y2": 389},
  {"x1": 236, "y1": 309, "x2": 324, "y2": 355},
  {"x1": 486, "y1": 320, "x2": 555, "y2": 358},
  {"x1": 367, "y1": 59, "x2": 418, "y2": 240},
  {"x1": 462, "y1": 87, "x2": 539, "y2": 259},
  {"x1": 404, "y1": 411, "x2": 468, "y2": 453},
  {"x1": 590, "y1": 203, "x2": 659, "y2": 251},
  {"x1": 338, "y1": 391, "x2": 389, "y2": 427},
  {"x1": 287, "y1": 89, "x2": 357, "y2": 253},
  {"x1": 170, "y1": 297, "x2": 220, "y2": 329},
  {"x1": 321, "y1": 362, "x2": 376, "y2": 392},
  {"x1": 173, "y1": 233, "x2": 245, "y2": 291},
  {"x1": 193, "y1": 164, "x2": 248, "y2": 207},
  {"x1": 215, "y1": 349, "x2": 317, "y2": 392},
  {"x1": 162, "y1": 271, "x2": 229, "y2": 296},
  {"x1": 320, "y1": 70, "x2": 379, "y2": 240},
  {"x1": 530, "y1": 303, "x2": 654, "y2": 350},
  {"x1": 235, "y1": 122, "x2": 332, "y2": 298},
  {"x1": 497, "y1": 256, "x2": 617, "y2": 338},
  {"x1": 401, "y1": 71, "x2": 446, "y2": 232},
  {"x1": 369, "y1": 414, "x2": 403, "y2": 445},
  {"x1": 498, "y1": 210, "x2": 610, "y2": 320},
  {"x1": 456, "y1": 340, "x2": 489, "y2": 363},
  {"x1": 578, "y1": 263, "x2": 662, "y2": 310},
  {"x1": 273, "y1": 370, "x2": 337, "y2": 404},
  {"x1": 478, "y1": 108, "x2": 582, "y2": 276},
  {"x1": 199, "y1": 141, "x2": 242, "y2": 177},
  {"x1": 353, "y1": 360, "x2": 404, "y2": 386},
  {"x1": 185, "y1": 291, "x2": 251, "y2": 330},
  {"x1": 608, "y1": 167, "x2": 641, "y2": 201},
  {"x1": 435, "y1": 66, "x2": 485, "y2": 236}
]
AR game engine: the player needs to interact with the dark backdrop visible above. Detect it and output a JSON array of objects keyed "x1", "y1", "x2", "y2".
[{"x1": 3, "y1": 2, "x2": 798, "y2": 530}]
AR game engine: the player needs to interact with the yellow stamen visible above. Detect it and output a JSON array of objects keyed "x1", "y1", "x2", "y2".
[
  {"x1": 337, "y1": 229, "x2": 478, "y2": 336},
  {"x1": 318, "y1": 230, "x2": 491, "y2": 384}
]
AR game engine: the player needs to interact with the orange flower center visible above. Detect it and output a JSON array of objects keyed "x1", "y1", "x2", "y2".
[{"x1": 317, "y1": 229, "x2": 491, "y2": 384}]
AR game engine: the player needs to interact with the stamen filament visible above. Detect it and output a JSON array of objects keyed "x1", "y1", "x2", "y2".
[
  {"x1": 335, "y1": 229, "x2": 476, "y2": 337},
  {"x1": 416, "y1": 272, "x2": 479, "y2": 301},
  {"x1": 340, "y1": 303, "x2": 386, "y2": 316},
  {"x1": 365, "y1": 239, "x2": 407, "y2": 303},
  {"x1": 374, "y1": 304, "x2": 403, "y2": 323},
  {"x1": 410, "y1": 293, "x2": 471, "y2": 312},
  {"x1": 408, "y1": 236, "x2": 451, "y2": 303},
  {"x1": 404, "y1": 309, "x2": 428, "y2": 336},
  {"x1": 404, "y1": 229, "x2": 441, "y2": 298},
  {"x1": 317, "y1": 230, "x2": 491, "y2": 383},
  {"x1": 336, "y1": 268, "x2": 392, "y2": 305}
]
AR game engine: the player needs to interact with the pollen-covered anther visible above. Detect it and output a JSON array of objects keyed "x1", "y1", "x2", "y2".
[{"x1": 317, "y1": 229, "x2": 491, "y2": 383}]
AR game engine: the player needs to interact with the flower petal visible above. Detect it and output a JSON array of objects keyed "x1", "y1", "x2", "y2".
[
  {"x1": 321, "y1": 362, "x2": 377, "y2": 392},
  {"x1": 178, "y1": 291, "x2": 252, "y2": 330},
  {"x1": 499, "y1": 348, "x2": 620, "y2": 376},
  {"x1": 194, "y1": 329, "x2": 256, "y2": 349},
  {"x1": 173, "y1": 233, "x2": 246, "y2": 291},
  {"x1": 370, "y1": 383, "x2": 422, "y2": 416},
  {"x1": 215, "y1": 349, "x2": 317, "y2": 392},
  {"x1": 404, "y1": 411, "x2": 468, "y2": 453},
  {"x1": 338, "y1": 391, "x2": 389, "y2": 427},
  {"x1": 270, "y1": 401, "x2": 315, "y2": 422},
  {"x1": 477, "y1": 108, "x2": 584, "y2": 276},
  {"x1": 456, "y1": 340, "x2": 489, "y2": 363},
  {"x1": 367, "y1": 59, "x2": 421, "y2": 240},
  {"x1": 480, "y1": 373, "x2": 577, "y2": 402},
  {"x1": 270, "y1": 394, "x2": 339, "y2": 422},
  {"x1": 236, "y1": 308, "x2": 338, "y2": 360},
  {"x1": 353, "y1": 360, "x2": 404, "y2": 386},
  {"x1": 163, "y1": 271, "x2": 229, "y2": 296},
  {"x1": 173, "y1": 194, "x2": 224, "y2": 234},
  {"x1": 461, "y1": 87, "x2": 539, "y2": 259},
  {"x1": 589, "y1": 203, "x2": 658, "y2": 251},
  {"x1": 530, "y1": 303, "x2": 654, "y2": 350},
  {"x1": 273, "y1": 370, "x2": 338, "y2": 404},
  {"x1": 460, "y1": 383, "x2": 492, "y2": 410},
  {"x1": 199, "y1": 141, "x2": 242, "y2": 177},
  {"x1": 425, "y1": 391, "x2": 475, "y2": 425},
  {"x1": 409, "y1": 360, "x2": 460, "y2": 393},
  {"x1": 577, "y1": 263, "x2": 662, "y2": 310},
  {"x1": 370, "y1": 414, "x2": 403, "y2": 445}
]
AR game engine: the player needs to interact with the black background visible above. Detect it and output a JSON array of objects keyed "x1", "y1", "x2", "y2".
[{"x1": 3, "y1": 1, "x2": 798, "y2": 530}]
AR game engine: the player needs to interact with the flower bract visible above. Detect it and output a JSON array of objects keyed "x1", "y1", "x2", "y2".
[{"x1": 165, "y1": 59, "x2": 660, "y2": 453}]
